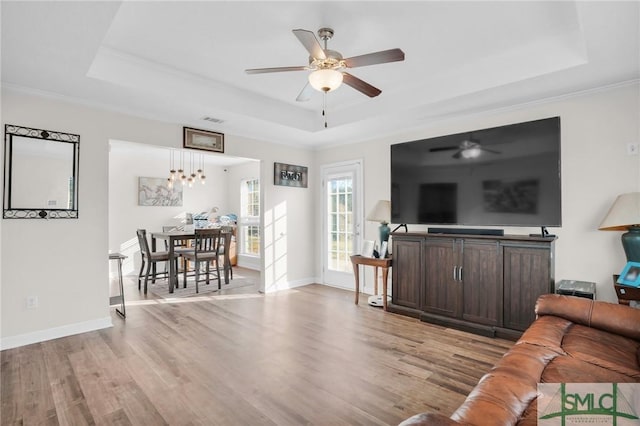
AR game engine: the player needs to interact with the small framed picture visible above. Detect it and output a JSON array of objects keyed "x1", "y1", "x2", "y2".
[
  {"x1": 183, "y1": 127, "x2": 224, "y2": 153},
  {"x1": 617, "y1": 261, "x2": 640, "y2": 287},
  {"x1": 361, "y1": 240, "x2": 375, "y2": 258},
  {"x1": 274, "y1": 162, "x2": 308, "y2": 188}
]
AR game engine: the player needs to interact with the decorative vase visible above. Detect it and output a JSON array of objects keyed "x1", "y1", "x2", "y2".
[{"x1": 622, "y1": 225, "x2": 640, "y2": 262}]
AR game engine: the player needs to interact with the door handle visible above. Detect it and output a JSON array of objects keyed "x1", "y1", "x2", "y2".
[
  {"x1": 453, "y1": 266, "x2": 457, "y2": 281},
  {"x1": 458, "y1": 266, "x2": 463, "y2": 282}
]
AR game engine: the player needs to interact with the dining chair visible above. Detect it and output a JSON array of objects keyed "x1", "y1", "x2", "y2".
[
  {"x1": 219, "y1": 225, "x2": 235, "y2": 280},
  {"x1": 162, "y1": 225, "x2": 192, "y2": 286},
  {"x1": 181, "y1": 228, "x2": 223, "y2": 293},
  {"x1": 136, "y1": 229, "x2": 171, "y2": 294}
]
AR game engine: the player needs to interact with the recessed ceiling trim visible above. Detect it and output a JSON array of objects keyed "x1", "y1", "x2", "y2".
[{"x1": 87, "y1": 46, "x2": 318, "y2": 132}]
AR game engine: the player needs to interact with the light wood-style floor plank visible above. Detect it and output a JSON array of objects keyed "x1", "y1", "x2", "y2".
[{"x1": 2, "y1": 272, "x2": 513, "y2": 425}]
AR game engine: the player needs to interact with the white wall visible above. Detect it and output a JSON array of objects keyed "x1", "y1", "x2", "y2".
[
  {"x1": 1, "y1": 89, "x2": 316, "y2": 349},
  {"x1": 313, "y1": 82, "x2": 640, "y2": 302}
]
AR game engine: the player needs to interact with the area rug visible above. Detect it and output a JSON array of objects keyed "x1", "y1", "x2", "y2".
[{"x1": 148, "y1": 268, "x2": 258, "y2": 299}]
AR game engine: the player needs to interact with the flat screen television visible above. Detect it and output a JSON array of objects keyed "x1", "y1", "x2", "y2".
[{"x1": 390, "y1": 117, "x2": 561, "y2": 228}]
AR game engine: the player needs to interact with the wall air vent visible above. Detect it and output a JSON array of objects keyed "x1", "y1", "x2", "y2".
[{"x1": 202, "y1": 116, "x2": 225, "y2": 124}]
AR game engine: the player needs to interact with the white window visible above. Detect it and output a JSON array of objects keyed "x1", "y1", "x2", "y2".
[
  {"x1": 327, "y1": 176, "x2": 353, "y2": 272},
  {"x1": 240, "y1": 178, "x2": 260, "y2": 256}
]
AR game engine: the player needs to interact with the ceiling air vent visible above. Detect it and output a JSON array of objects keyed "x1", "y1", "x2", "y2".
[{"x1": 202, "y1": 116, "x2": 224, "y2": 124}]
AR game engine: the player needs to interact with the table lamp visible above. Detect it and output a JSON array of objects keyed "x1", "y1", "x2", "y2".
[
  {"x1": 367, "y1": 200, "x2": 391, "y2": 245},
  {"x1": 598, "y1": 192, "x2": 640, "y2": 262}
]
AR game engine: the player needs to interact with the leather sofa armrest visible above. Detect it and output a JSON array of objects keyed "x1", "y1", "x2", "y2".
[
  {"x1": 535, "y1": 294, "x2": 640, "y2": 341},
  {"x1": 398, "y1": 413, "x2": 463, "y2": 426}
]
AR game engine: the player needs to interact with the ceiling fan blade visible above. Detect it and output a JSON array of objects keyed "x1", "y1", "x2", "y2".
[
  {"x1": 342, "y1": 73, "x2": 381, "y2": 98},
  {"x1": 482, "y1": 148, "x2": 501, "y2": 154},
  {"x1": 344, "y1": 48, "x2": 405, "y2": 68},
  {"x1": 296, "y1": 82, "x2": 314, "y2": 102},
  {"x1": 245, "y1": 66, "x2": 307, "y2": 74},
  {"x1": 292, "y1": 29, "x2": 326, "y2": 60},
  {"x1": 452, "y1": 150, "x2": 463, "y2": 159},
  {"x1": 429, "y1": 146, "x2": 458, "y2": 152}
]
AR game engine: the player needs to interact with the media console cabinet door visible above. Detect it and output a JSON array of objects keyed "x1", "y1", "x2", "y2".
[
  {"x1": 461, "y1": 240, "x2": 502, "y2": 326},
  {"x1": 503, "y1": 245, "x2": 552, "y2": 331},
  {"x1": 423, "y1": 238, "x2": 460, "y2": 317},
  {"x1": 391, "y1": 237, "x2": 422, "y2": 309}
]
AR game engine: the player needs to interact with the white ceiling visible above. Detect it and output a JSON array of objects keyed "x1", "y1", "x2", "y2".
[{"x1": 2, "y1": 1, "x2": 639, "y2": 148}]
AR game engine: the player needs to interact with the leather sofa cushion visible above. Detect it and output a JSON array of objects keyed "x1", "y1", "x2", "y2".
[
  {"x1": 541, "y1": 355, "x2": 639, "y2": 383},
  {"x1": 536, "y1": 294, "x2": 640, "y2": 340},
  {"x1": 516, "y1": 315, "x2": 571, "y2": 354},
  {"x1": 451, "y1": 343, "x2": 560, "y2": 425},
  {"x1": 562, "y1": 324, "x2": 640, "y2": 378}
]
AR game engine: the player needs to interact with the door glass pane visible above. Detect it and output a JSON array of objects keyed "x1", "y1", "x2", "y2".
[{"x1": 327, "y1": 175, "x2": 353, "y2": 272}]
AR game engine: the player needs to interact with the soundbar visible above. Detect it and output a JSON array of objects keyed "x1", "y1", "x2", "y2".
[{"x1": 428, "y1": 228, "x2": 505, "y2": 236}]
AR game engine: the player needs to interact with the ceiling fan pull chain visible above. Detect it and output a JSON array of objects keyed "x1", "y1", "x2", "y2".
[{"x1": 323, "y1": 92, "x2": 328, "y2": 128}]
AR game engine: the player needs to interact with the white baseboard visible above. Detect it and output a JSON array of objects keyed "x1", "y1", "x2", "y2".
[
  {"x1": 0, "y1": 317, "x2": 113, "y2": 351},
  {"x1": 264, "y1": 277, "x2": 315, "y2": 293},
  {"x1": 321, "y1": 281, "x2": 371, "y2": 294},
  {"x1": 237, "y1": 255, "x2": 260, "y2": 271},
  {"x1": 320, "y1": 281, "x2": 393, "y2": 298}
]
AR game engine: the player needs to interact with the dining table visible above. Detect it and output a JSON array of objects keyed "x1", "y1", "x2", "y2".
[{"x1": 150, "y1": 229, "x2": 233, "y2": 293}]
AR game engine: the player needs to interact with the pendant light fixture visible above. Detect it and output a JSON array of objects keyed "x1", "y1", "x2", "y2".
[
  {"x1": 167, "y1": 149, "x2": 175, "y2": 189},
  {"x1": 169, "y1": 150, "x2": 177, "y2": 181},
  {"x1": 187, "y1": 152, "x2": 195, "y2": 188},
  {"x1": 179, "y1": 151, "x2": 187, "y2": 185},
  {"x1": 167, "y1": 149, "x2": 208, "y2": 190},
  {"x1": 198, "y1": 154, "x2": 206, "y2": 185}
]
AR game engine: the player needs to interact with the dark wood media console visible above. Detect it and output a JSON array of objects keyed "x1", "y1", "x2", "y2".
[{"x1": 389, "y1": 232, "x2": 556, "y2": 339}]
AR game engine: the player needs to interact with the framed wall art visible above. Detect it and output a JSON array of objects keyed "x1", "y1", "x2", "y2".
[
  {"x1": 3, "y1": 124, "x2": 80, "y2": 219},
  {"x1": 138, "y1": 177, "x2": 183, "y2": 206},
  {"x1": 617, "y1": 261, "x2": 640, "y2": 287},
  {"x1": 274, "y1": 162, "x2": 308, "y2": 188},
  {"x1": 183, "y1": 127, "x2": 224, "y2": 153}
]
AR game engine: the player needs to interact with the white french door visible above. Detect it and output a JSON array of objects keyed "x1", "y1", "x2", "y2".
[{"x1": 322, "y1": 160, "x2": 363, "y2": 288}]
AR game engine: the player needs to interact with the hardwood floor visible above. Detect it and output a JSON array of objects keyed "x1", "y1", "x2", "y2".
[{"x1": 2, "y1": 277, "x2": 513, "y2": 425}]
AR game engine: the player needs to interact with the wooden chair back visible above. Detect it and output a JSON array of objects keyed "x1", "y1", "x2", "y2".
[
  {"x1": 136, "y1": 229, "x2": 151, "y2": 259},
  {"x1": 193, "y1": 228, "x2": 222, "y2": 260}
]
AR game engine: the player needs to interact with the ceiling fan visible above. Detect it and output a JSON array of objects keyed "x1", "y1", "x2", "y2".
[
  {"x1": 245, "y1": 28, "x2": 405, "y2": 102},
  {"x1": 430, "y1": 135, "x2": 501, "y2": 159}
]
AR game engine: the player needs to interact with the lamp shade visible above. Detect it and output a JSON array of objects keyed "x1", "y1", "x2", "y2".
[
  {"x1": 308, "y1": 69, "x2": 343, "y2": 92},
  {"x1": 598, "y1": 192, "x2": 640, "y2": 231},
  {"x1": 367, "y1": 200, "x2": 391, "y2": 224},
  {"x1": 599, "y1": 192, "x2": 640, "y2": 263}
]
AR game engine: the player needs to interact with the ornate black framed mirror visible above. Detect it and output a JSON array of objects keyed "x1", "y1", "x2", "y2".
[{"x1": 3, "y1": 124, "x2": 80, "y2": 219}]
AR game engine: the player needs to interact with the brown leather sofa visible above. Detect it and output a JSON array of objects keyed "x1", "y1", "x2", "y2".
[{"x1": 400, "y1": 294, "x2": 640, "y2": 425}]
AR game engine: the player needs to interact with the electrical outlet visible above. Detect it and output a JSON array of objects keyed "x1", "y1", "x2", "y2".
[
  {"x1": 627, "y1": 142, "x2": 639, "y2": 156},
  {"x1": 26, "y1": 296, "x2": 38, "y2": 309}
]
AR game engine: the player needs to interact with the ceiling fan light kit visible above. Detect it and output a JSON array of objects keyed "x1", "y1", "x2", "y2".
[
  {"x1": 461, "y1": 146, "x2": 482, "y2": 159},
  {"x1": 245, "y1": 27, "x2": 405, "y2": 127},
  {"x1": 308, "y1": 68, "x2": 343, "y2": 92}
]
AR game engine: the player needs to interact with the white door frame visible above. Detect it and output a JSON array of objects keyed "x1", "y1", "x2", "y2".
[{"x1": 320, "y1": 159, "x2": 363, "y2": 289}]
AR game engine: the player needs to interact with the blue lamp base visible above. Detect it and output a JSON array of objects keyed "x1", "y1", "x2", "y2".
[{"x1": 622, "y1": 225, "x2": 640, "y2": 262}]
